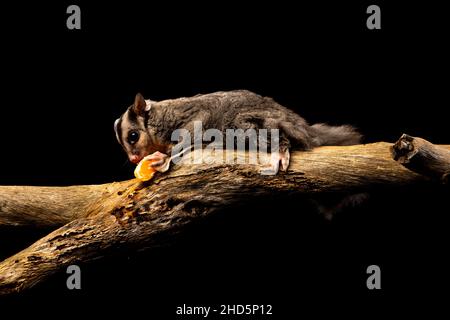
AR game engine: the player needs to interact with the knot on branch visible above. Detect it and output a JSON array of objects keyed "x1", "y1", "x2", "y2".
[{"x1": 391, "y1": 133, "x2": 450, "y2": 182}]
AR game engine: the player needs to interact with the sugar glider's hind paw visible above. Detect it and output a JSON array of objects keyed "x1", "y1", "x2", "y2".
[
  {"x1": 260, "y1": 149, "x2": 290, "y2": 175},
  {"x1": 280, "y1": 148, "x2": 290, "y2": 172}
]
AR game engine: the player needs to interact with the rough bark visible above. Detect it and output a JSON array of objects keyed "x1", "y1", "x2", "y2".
[{"x1": 1, "y1": 141, "x2": 449, "y2": 295}]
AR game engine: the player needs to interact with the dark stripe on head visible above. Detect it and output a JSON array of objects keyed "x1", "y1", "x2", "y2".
[
  {"x1": 127, "y1": 106, "x2": 138, "y2": 124},
  {"x1": 144, "y1": 109, "x2": 150, "y2": 129}
]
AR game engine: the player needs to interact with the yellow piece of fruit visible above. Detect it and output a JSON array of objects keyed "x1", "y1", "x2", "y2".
[{"x1": 134, "y1": 158, "x2": 157, "y2": 181}]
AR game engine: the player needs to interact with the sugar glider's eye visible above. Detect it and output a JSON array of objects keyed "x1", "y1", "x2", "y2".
[{"x1": 127, "y1": 131, "x2": 140, "y2": 145}]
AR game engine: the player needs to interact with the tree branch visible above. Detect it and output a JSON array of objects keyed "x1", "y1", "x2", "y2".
[
  {"x1": 1, "y1": 141, "x2": 449, "y2": 295},
  {"x1": 0, "y1": 184, "x2": 115, "y2": 228}
]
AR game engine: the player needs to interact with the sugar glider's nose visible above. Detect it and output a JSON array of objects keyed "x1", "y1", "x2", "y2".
[{"x1": 130, "y1": 155, "x2": 142, "y2": 164}]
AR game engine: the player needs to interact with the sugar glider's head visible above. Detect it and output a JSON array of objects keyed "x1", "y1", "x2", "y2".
[{"x1": 114, "y1": 93, "x2": 153, "y2": 164}]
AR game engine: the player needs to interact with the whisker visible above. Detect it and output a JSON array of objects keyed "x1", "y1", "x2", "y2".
[{"x1": 121, "y1": 158, "x2": 130, "y2": 168}]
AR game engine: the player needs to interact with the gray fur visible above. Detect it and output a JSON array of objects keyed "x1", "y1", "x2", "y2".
[{"x1": 115, "y1": 90, "x2": 362, "y2": 161}]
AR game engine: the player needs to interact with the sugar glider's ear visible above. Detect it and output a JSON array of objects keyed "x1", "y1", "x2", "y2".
[{"x1": 133, "y1": 93, "x2": 147, "y2": 116}]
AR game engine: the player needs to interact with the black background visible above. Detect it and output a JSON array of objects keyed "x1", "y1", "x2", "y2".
[{"x1": 0, "y1": 1, "x2": 448, "y2": 317}]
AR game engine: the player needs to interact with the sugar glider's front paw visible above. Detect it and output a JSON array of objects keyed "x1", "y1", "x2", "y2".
[
  {"x1": 144, "y1": 151, "x2": 171, "y2": 173},
  {"x1": 134, "y1": 151, "x2": 171, "y2": 182}
]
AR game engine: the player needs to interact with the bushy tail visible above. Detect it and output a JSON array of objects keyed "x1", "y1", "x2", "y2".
[{"x1": 310, "y1": 123, "x2": 362, "y2": 146}]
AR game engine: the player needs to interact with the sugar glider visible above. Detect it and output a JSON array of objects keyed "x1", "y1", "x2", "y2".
[{"x1": 114, "y1": 90, "x2": 362, "y2": 174}]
